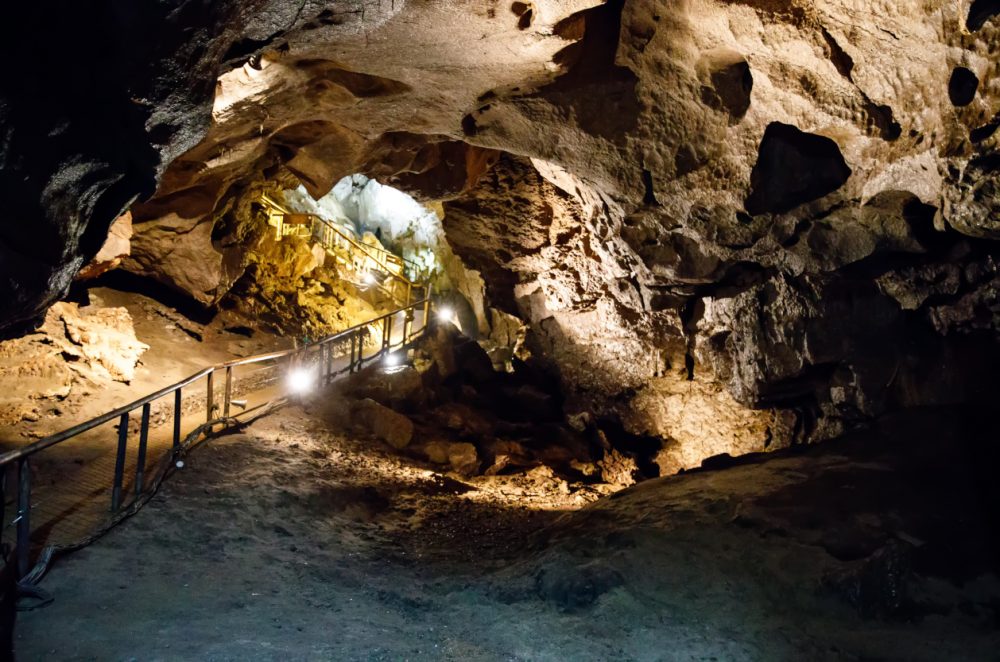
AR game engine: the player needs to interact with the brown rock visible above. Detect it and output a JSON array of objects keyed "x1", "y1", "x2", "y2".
[
  {"x1": 344, "y1": 364, "x2": 423, "y2": 409},
  {"x1": 42, "y1": 302, "x2": 149, "y2": 384},
  {"x1": 352, "y1": 398, "x2": 413, "y2": 449},
  {"x1": 420, "y1": 440, "x2": 452, "y2": 465},
  {"x1": 77, "y1": 212, "x2": 132, "y2": 280},
  {"x1": 446, "y1": 442, "x2": 480, "y2": 477}
]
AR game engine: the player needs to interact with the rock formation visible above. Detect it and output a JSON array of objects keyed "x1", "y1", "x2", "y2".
[
  {"x1": 76, "y1": 212, "x2": 133, "y2": 281},
  {"x1": 0, "y1": 302, "x2": 148, "y2": 428},
  {"x1": 2, "y1": 1, "x2": 998, "y2": 469}
]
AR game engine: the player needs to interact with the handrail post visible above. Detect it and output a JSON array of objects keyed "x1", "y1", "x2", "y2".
[
  {"x1": 135, "y1": 403, "x2": 151, "y2": 497},
  {"x1": 384, "y1": 316, "x2": 392, "y2": 354},
  {"x1": 224, "y1": 366, "x2": 233, "y2": 418},
  {"x1": 404, "y1": 306, "x2": 415, "y2": 345},
  {"x1": 111, "y1": 412, "x2": 129, "y2": 511},
  {"x1": 206, "y1": 369, "x2": 215, "y2": 424},
  {"x1": 0, "y1": 470, "x2": 5, "y2": 549},
  {"x1": 328, "y1": 342, "x2": 335, "y2": 383},
  {"x1": 16, "y1": 458, "x2": 30, "y2": 578},
  {"x1": 349, "y1": 331, "x2": 357, "y2": 373},
  {"x1": 173, "y1": 388, "x2": 182, "y2": 449},
  {"x1": 317, "y1": 344, "x2": 325, "y2": 386}
]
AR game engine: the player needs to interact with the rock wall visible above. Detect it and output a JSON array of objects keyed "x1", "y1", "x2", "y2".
[{"x1": 4, "y1": 0, "x2": 999, "y2": 468}]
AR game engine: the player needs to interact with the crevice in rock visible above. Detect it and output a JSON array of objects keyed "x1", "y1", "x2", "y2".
[
  {"x1": 967, "y1": 0, "x2": 1000, "y2": 30},
  {"x1": 948, "y1": 67, "x2": 979, "y2": 107},
  {"x1": 862, "y1": 99, "x2": 902, "y2": 141},
  {"x1": 511, "y1": 2, "x2": 533, "y2": 30},
  {"x1": 820, "y1": 28, "x2": 854, "y2": 81},
  {"x1": 641, "y1": 168, "x2": 659, "y2": 206},
  {"x1": 461, "y1": 113, "x2": 479, "y2": 137},
  {"x1": 698, "y1": 50, "x2": 753, "y2": 123},
  {"x1": 745, "y1": 122, "x2": 852, "y2": 215},
  {"x1": 679, "y1": 298, "x2": 704, "y2": 382},
  {"x1": 970, "y1": 111, "x2": 1000, "y2": 143}
]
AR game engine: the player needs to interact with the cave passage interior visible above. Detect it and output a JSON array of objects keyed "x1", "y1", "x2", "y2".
[{"x1": 0, "y1": 1, "x2": 999, "y2": 659}]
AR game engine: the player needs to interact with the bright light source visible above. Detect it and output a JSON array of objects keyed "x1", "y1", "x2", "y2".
[
  {"x1": 384, "y1": 353, "x2": 401, "y2": 368},
  {"x1": 437, "y1": 306, "x2": 455, "y2": 323},
  {"x1": 363, "y1": 272, "x2": 377, "y2": 285},
  {"x1": 286, "y1": 367, "x2": 315, "y2": 394}
]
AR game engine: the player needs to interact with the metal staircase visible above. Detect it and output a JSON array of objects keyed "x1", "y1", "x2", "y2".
[{"x1": 259, "y1": 194, "x2": 426, "y2": 308}]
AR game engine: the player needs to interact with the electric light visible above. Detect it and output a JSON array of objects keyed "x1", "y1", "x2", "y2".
[
  {"x1": 364, "y1": 272, "x2": 377, "y2": 285},
  {"x1": 437, "y1": 306, "x2": 455, "y2": 323},
  {"x1": 384, "y1": 352, "x2": 402, "y2": 368},
  {"x1": 286, "y1": 366, "x2": 315, "y2": 394}
]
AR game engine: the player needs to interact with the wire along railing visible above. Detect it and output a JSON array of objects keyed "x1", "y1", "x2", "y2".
[{"x1": 0, "y1": 292, "x2": 432, "y2": 592}]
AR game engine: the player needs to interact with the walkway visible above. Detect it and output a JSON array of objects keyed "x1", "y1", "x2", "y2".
[{"x1": 1, "y1": 197, "x2": 431, "y2": 571}]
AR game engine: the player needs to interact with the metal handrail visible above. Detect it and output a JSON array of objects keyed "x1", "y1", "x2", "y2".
[
  {"x1": 260, "y1": 192, "x2": 420, "y2": 276},
  {"x1": 0, "y1": 293, "x2": 433, "y2": 580},
  {"x1": 309, "y1": 214, "x2": 420, "y2": 276},
  {"x1": 0, "y1": 296, "x2": 431, "y2": 468},
  {"x1": 0, "y1": 368, "x2": 214, "y2": 468}
]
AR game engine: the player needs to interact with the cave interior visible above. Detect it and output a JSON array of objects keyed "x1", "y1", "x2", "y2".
[{"x1": 0, "y1": 0, "x2": 999, "y2": 659}]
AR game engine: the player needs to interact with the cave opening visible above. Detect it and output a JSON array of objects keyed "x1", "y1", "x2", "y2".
[{"x1": 0, "y1": 2, "x2": 999, "y2": 658}]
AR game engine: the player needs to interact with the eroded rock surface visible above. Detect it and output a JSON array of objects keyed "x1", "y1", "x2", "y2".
[
  {"x1": 0, "y1": 302, "x2": 148, "y2": 428},
  {"x1": 4, "y1": 1, "x2": 1000, "y2": 468}
]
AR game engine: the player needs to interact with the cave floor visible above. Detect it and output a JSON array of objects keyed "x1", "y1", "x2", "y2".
[
  {"x1": 0, "y1": 286, "x2": 292, "y2": 549},
  {"x1": 15, "y1": 403, "x2": 1000, "y2": 661},
  {"x1": 1, "y1": 286, "x2": 423, "y2": 550}
]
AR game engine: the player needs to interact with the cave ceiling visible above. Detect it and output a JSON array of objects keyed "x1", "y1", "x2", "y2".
[{"x1": 2, "y1": 0, "x2": 999, "y2": 456}]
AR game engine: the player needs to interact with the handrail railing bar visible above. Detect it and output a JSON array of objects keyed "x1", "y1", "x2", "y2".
[
  {"x1": 172, "y1": 389, "x2": 182, "y2": 450},
  {"x1": 135, "y1": 403, "x2": 151, "y2": 498},
  {"x1": 16, "y1": 459, "x2": 30, "y2": 577},
  {"x1": 110, "y1": 412, "x2": 129, "y2": 511},
  {"x1": 0, "y1": 367, "x2": 213, "y2": 467},
  {"x1": 0, "y1": 297, "x2": 430, "y2": 468},
  {"x1": 309, "y1": 214, "x2": 420, "y2": 271}
]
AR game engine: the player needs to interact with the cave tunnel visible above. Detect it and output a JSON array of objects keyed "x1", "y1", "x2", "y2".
[{"x1": 0, "y1": 1, "x2": 999, "y2": 659}]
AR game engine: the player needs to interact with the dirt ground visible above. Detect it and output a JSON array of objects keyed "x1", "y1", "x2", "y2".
[
  {"x1": 0, "y1": 284, "x2": 291, "y2": 445},
  {"x1": 14, "y1": 398, "x2": 1000, "y2": 661}
]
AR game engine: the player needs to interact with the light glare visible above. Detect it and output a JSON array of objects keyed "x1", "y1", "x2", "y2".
[{"x1": 287, "y1": 367, "x2": 315, "y2": 394}]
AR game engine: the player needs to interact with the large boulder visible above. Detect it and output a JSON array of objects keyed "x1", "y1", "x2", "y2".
[{"x1": 351, "y1": 398, "x2": 414, "y2": 449}]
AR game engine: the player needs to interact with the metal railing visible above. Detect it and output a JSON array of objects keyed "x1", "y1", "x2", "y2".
[
  {"x1": 0, "y1": 295, "x2": 432, "y2": 584},
  {"x1": 307, "y1": 214, "x2": 426, "y2": 306},
  {"x1": 260, "y1": 193, "x2": 421, "y2": 288}
]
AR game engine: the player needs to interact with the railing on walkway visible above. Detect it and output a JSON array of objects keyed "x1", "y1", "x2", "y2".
[
  {"x1": 308, "y1": 214, "x2": 426, "y2": 306},
  {"x1": 0, "y1": 296, "x2": 432, "y2": 584},
  {"x1": 260, "y1": 194, "x2": 422, "y2": 297}
]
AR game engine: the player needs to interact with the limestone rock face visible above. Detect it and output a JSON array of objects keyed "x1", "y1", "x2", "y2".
[
  {"x1": 44, "y1": 303, "x2": 150, "y2": 384},
  {"x1": 0, "y1": 0, "x2": 338, "y2": 331},
  {"x1": 0, "y1": 302, "x2": 148, "y2": 428},
  {"x1": 123, "y1": 212, "x2": 226, "y2": 305},
  {"x1": 77, "y1": 212, "x2": 133, "y2": 281},
  {"x1": 4, "y1": 1, "x2": 1000, "y2": 468}
]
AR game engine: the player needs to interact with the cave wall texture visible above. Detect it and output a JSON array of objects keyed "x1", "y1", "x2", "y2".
[{"x1": 2, "y1": 0, "x2": 999, "y2": 467}]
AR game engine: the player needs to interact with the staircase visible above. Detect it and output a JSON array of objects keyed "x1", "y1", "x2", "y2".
[{"x1": 259, "y1": 194, "x2": 426, "y2": 308}]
